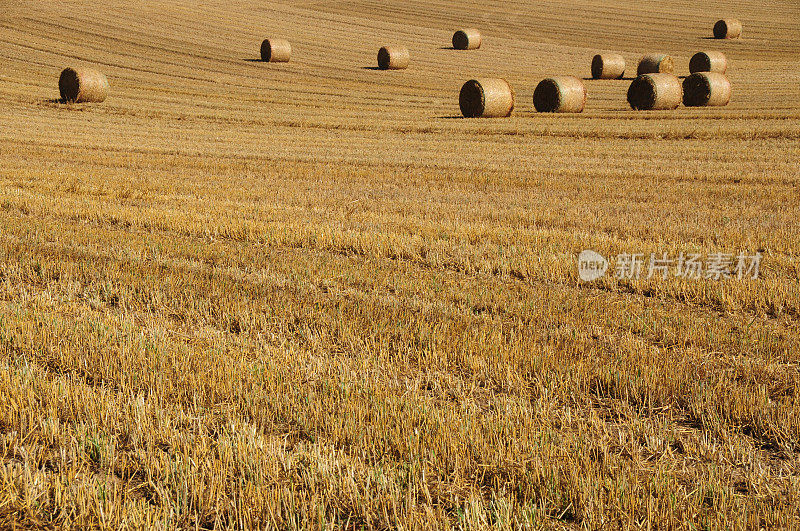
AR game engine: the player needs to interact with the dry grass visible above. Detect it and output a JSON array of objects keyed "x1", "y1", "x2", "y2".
[{"x1": 0, "y1": 0, "x2": 799, "y2": 528}]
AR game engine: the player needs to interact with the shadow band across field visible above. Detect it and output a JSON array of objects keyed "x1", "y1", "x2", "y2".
[{"x1": 583, "y1": 76, "x2": 688, "y2": 81}]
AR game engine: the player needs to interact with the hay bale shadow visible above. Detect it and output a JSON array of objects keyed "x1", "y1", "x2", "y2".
[
  {"x1": 42, "y1": 98, "x2": 89, "y2": 109},
  {"x1": 582, "y1": 77, "x2": 637, "y2": 81},
  {"x1": 243, "y1": 58, "x2": 264, "y2": 62},
  {"x1": 362, "y1": 66, "x2": 383, "y2": 70},
  {"x1": 439, "y1": 46, "x2": 456, "y2": 50}
]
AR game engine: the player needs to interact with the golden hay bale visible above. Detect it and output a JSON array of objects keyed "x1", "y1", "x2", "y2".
[
  {"x1": 377, "y1": 46, "x2": 410, "y2": 70},
  {"x1": 260, "y1": 39, "x2": 291, "y2": 62},
  {"x1": 533, "y1": 76, "x2": 586, "y2": 113},
  {"x1": 591, "y1": 53, "x2": 625, "y2": 79},
  {"x1": 59, "y1": 67, "x2": 108, "y2": 103},
  {"x1": 636, "y1": 54, "x2": 674, "y2": 75},
  {"x1": 452, "y1": 29, "x2": 481, "y2": 50},
  {"x1": 714, "y1": 19, "x2": 742, "y2": 39},
  {"x1": 683, "y1": 72, "x2": 731, "y2": 107},
  {"x1": 689, "y1": 51, "x2": 728, "y2": 74},
  {"x1": 459, "y1": 78, "x2": 514, "y2": 118},
  {"x1": 627, "y1": 73, "x2": 682, "y2": 110}
]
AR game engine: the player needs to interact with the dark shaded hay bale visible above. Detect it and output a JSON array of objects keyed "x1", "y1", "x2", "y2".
[
  {"x1": 627, "y1": 73, "x2": 682, "y2": 110},
  {"x1": 637, "y1": 54, "x2": 674, "y2": 75},
  {"x1": 689, "y1": 51, "x2": 728, "y2": 74},
  {"x1": 591, "y1": 53, "x2": 625, "y2": 79},
  {"x1": 377, "y1": 46, "x2": 410, "y2": 70},
  {"x1": 459, "y1": 78, "x2": 514, "y2": 118},
  {"x1": 533, "y1": 76, "x2": 586, "y2": 113},
  {"x1": 452, "y1": 29, "x2": 481, "y2": 50},
  {"x1": 59, "y1": 67, "x2": 108, "y2": 103},
  {"x1": 683, "y1": 72, "x2": 731, "y2": 106},
  {"x1": 714, "y1": 19, "x2": 742, "y2": 39},
  {"x1": 261, "y1": 39, "x2": 291, "y2": 62}
]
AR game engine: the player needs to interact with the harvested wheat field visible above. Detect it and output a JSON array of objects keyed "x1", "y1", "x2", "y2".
[{"x1": 1, "y1": 0, "x2": 800, "y2": 528}]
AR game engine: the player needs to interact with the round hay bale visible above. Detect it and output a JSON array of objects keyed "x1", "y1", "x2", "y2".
[
  {"x1": 533, "y1": 76, "x2": 586, "y2": 113},
  {"x1": 459, "y1": 78, "x2": 514, "y2": 118},
  {"x1": 713, "y1": 19, "x2": 742, "y2": 39},
  {"x1": 591, "y1": 53, "x2": 625, "y2": 79},
  {"x1": 452, "y1": 29, "x2": 481, "y2": 50},
  {"x1": 59, "y1": 67, "x2": 108, "y2": 103},
  {"x1": 377, "y1": 46, "x2": 410, "y2": 70},
  {"x1": 689, "y1": 51, "x2": 728, "y2": 74},
  {"x1": 261, "y1": 39, "x2": 291, "y2": 62},
  {"x1": 683, "y1": 72, "x2": 731, "y2": 107},
  {"x1": 636, "y1": 54, "x2": 674, "y2": 75},
  {"x1": 627, "y1": 73, "x2": 682, "y2": 110}
]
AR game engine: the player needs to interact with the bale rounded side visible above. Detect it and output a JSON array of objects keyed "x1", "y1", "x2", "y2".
[
  {"x1": 591, "y1": 53, "x2": 625, "y2": 79},
  {"x1": 713, "y1": 19, "x2": 742, "y2": 39},
  {"x1": 261, "y1": 39, "x2": 291, "y2": 62},
  {"x1": 683, "y1": 72, "x2": 731, "y2": 107},
  {"x1": 377, "y1": 46, "x2": 410, "y2": 70},
  {"x1": 59, "y1": 67, "x2": 109, "y2": 103},
  {"x1": 453, "y1": 29, "x2": 481, "y2": 50},
  {"x1": 459, "y1": 78, "x2": 514, "y2": 118},
  {"x1": 689, "y1": 51, "x2": 728, "y2": 74},
  {"x1": 637, "y1": 54, "x2": 674, "y2": 75},
  {"x1": 533, "y1": 76, "x2": 586, "y2": 113},
  {"x1": 627, "y1": 73, "x2": 682, "y2": 110}
]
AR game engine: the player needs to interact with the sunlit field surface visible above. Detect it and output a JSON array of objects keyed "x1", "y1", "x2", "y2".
[{"x1": 1, "y1": 0, "x2": 799, "y2": 527}]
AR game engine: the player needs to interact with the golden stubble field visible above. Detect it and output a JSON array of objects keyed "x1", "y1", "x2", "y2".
[{"x1": 1, "y1": 0, "x2": 799, "y2": 527}]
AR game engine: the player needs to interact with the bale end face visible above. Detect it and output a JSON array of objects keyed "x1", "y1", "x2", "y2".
[
  {"x1": 627, "y1": 74, "x2": 682, "y2": 110},
  {"x1": 683, "y1": 72, "x2": 731, "y2": 107},
  {"x1": 261, "y1": 39, "x2": 291, "y2": 62},
  {"x1": 59, "y1": 67, "x2": 108, "y2": 103},
  {"x1": 452, "y1": 29, "x2": 481, "y2": 50},
  {"x1": 591, "y1": 54, "x2": 625, "y2": 80},
  {"x1": 714, "y1": 19, "x2": 742, "y2": 39},
  {"x1": 459, "y1": 78, "x2": 513, "y2": 118},
  {"x1": 377, "y1": 46, "x2": 410, "y2": 70},
  {"x1": 533, "y1": 77, "x2": 586, "y2": 113}
]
